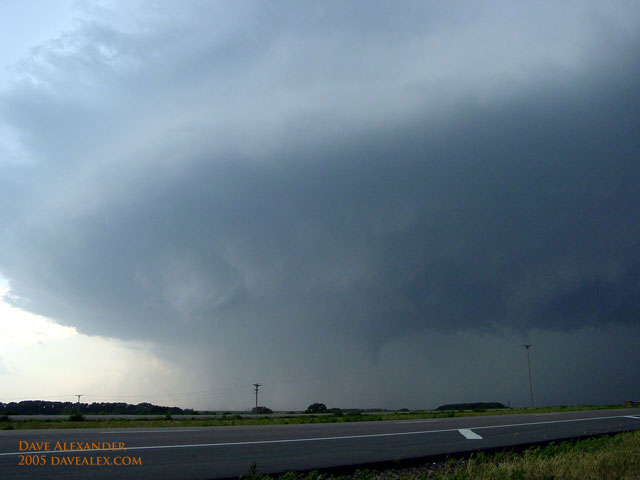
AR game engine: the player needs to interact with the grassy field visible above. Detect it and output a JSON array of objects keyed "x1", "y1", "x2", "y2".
[
  {"x1": 1, "y1": 404, "x2": 635, "y2": 430},
  {"x1": 244, "y1": 431, "x2": 640, "y2": 480}
]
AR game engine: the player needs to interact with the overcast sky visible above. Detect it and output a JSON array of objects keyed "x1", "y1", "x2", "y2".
[{"x1": 1, "y1": 1, "x2": 639, "y2": 411}]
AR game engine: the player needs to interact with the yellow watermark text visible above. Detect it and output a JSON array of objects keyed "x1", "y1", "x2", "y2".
[
  {"x1": 19, "y1": 441, "x2": 126, "y2": 452},
  {"x1": 17, "y1": 440, "x2": 142, "y2": 467}
]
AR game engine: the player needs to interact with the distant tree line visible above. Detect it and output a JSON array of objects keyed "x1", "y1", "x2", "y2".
[
  {"x1": 250, "y1": 406, "x2": 273, "y2": 414},
  {"x1": 435, "y1": 402, "x2": 507, "y2": 411},
  {"x1": 304, "y1": 403, "x2": 347, "y2": 415},
  {"x1": 0, "y1": 400, "x2": 197, "y2": 415}
]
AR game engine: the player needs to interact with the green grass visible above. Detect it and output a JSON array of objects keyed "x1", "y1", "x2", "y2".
[
  {"x1": 242, "y1": 431, "x2": 640, "y2": 480},
  {"x1": 2, "y1": 404, "x2": 635, "y2": 430}
]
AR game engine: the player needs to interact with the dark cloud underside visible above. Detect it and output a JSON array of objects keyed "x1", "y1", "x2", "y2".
[{"x1": 3, "y1": 50, "x2": 640, "y2": 342}]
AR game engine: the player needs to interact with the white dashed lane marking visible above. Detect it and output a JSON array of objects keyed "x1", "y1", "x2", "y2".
[{"x1": 458, "y1": 429, "x2": 483, "y2": 439}]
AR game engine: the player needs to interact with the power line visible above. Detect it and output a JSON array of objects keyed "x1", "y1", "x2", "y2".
[{"x1": 1, "y1": 370, "x2": 380, "y2": 407}]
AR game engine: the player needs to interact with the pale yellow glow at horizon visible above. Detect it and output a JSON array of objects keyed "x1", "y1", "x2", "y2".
[{"x1": 0, "y1": 280, "x2": 187, "y2": 406}]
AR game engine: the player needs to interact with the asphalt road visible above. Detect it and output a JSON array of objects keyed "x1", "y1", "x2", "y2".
[{"x1": 1, "y1": 409, "x2": 639, "y2": 479}]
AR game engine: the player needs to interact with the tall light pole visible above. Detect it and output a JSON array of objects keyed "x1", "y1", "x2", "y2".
[
  {"x1": 253, "y1": 384, "x2": 261, "y2": 410},
  {"x1": 75, "y1": 394, "x2": 83, "y2": 414},
  {"x1": 523, "y1": 345, "x2": 534, "y2": 408}
]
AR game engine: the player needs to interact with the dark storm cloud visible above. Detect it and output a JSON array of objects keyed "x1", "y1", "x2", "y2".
[
  {"x1": 1, "y1": 1, "x2": 639, "y2": 407},
  {"x1": 5, "y1": 57, "x2": 640, "y2": 338}
]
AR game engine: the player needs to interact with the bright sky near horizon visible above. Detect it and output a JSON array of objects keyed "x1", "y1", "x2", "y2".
[
  {"x1": 1, "y1": 1, "x2": 639, "y2": 411},
  {"x1": 0, "y1": 277, "x2": 188, "y2": 405}
]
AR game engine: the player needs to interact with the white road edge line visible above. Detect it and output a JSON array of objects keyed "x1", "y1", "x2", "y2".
[
  {"x1": 625, "y1": 416, "x2": 640, "y2": 420},
  {"x1": 458, "y1": 429, "x2": 483, "y2": 439},
  {"x1": 397, "y1": 420, "x2": 439, "y2": 424},
  {"x1": 100, "y1": 430, "x2": 199, "y2": 434},
  {"x1": 0, "y1": 414, "x2": 635, "y2": 456}
]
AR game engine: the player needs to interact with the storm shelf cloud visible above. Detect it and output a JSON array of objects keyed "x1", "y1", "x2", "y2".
[{"x1": 1, "y1": 0, "x2": 639, "y2": 410}]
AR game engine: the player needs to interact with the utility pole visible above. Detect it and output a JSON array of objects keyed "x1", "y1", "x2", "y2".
[
  {"x1": 75, "y1": 394, "x2": 83, "y2": 414},
  {"x1": 253, "y1": 384, "x2": 261, "y2": 410},
  {"x1": 253, "y1": 383, "x2": 261, "y2": 413},
  {"x1": 523, "y1": 345, "x2": 534, "y2": 408}
]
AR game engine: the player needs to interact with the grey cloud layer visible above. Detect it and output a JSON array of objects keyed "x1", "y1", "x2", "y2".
[{"x1": 1, "y1": 1, "x2": 639, "y2": 407}]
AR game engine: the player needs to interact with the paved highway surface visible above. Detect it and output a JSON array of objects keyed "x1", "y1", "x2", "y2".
[{"x1": 1, "y1": 409, "x2": 639, "y2": 479}]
